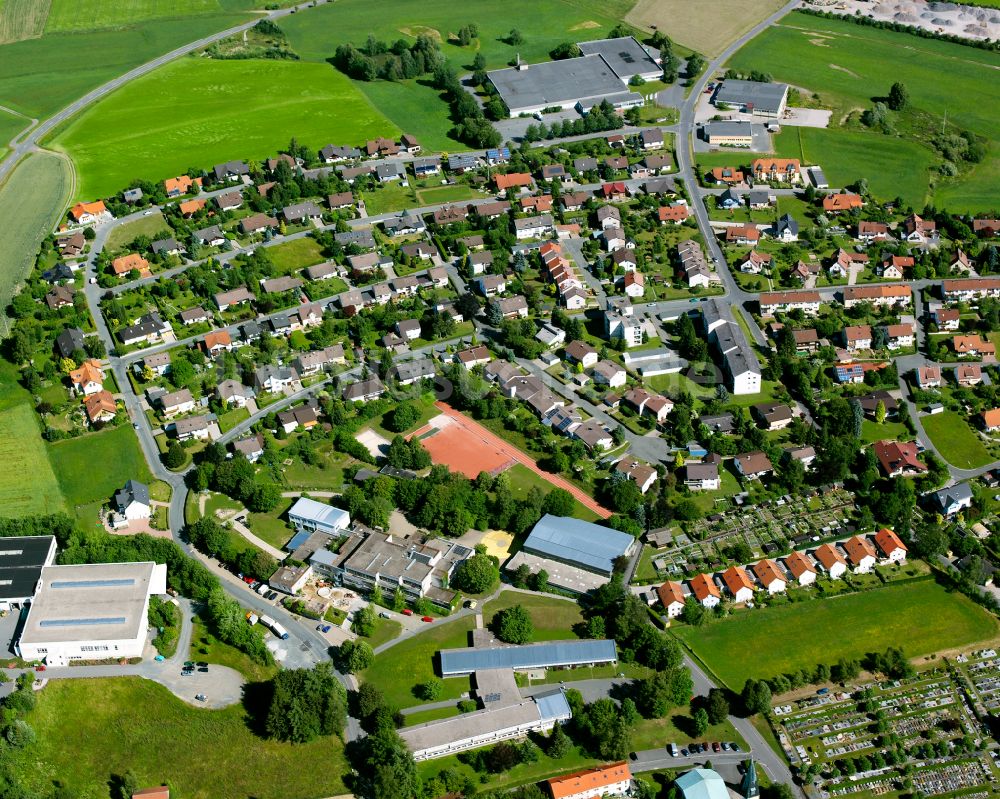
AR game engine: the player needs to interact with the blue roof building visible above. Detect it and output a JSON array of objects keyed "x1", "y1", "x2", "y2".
[
  {"x1": 677, "y1": 769, "x2": 735, "y2": 799},
  {"x1": 522, "y1": 514, "x2": 636, "y2": 575},
  {"x1": 439, "y1": 639, "x2": 618, "y2": 677}
]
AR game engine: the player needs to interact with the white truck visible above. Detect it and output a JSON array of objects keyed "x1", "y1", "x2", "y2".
[{"x1": 259, "y1": 614, "x2": 289, "y2": 640}]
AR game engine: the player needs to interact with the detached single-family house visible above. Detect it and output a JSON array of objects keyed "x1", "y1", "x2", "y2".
[
  {"x1": 722, "y1": 566, "x2": 755, "y2": 604},
  {"x1": 114, "y1": 480, "x2": 151, "y2": 520},
  {"x1": 874, "y1": 439, "x2": 926, "y2": 478},
  {"x1": 657, "y1": 581, "x2": 686, "y2": 618},
  {"x1": 814, "y1": 543, "x2": 847, "y2": 579},
  {"x1": 735, "y1": 451, "x2": 773, "y2": 480},
  {"x1": 685, "y1": 462, "x2": 720, "y2": 491},
  {"x1": 689, "y1": 573, "x2": 720, "y2": 608},
  {"x1": 69, "y1": 359, "x2": 104, "y2": 395},
  {"x1": 843, "y1": 535, "x2": 877, "y2": 574},
  {"x1": 784, "y1": 551, "x2": 817, "y2": 586},
  {"x1": 874, "y1": 528, "x2": 908, "y2": 564},
  {"x1": 752, "y1": 559, "x2": 786, "y2": 594},
  {"x1": 253, "y1": 365, "x2": 298, "y2": 393}
]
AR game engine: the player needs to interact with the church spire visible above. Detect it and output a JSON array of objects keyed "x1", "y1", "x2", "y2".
[{"x1": 740, "y1": 758, "x2": 759, "y2": 799}]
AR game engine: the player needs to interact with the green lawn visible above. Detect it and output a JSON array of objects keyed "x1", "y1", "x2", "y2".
[
  {"x1": 403, "y1": 703, "x2": 463, "y2": 726},
  {"x1": 4, "y1": 678, "x2": 347, "y2": 799},
  {"x1": 266, "y1": 236, "x2": 326, "y2": 274},
  {"x1": 361, "y1": 617, "x2": 404, "y2": 649},
  {"x1": 362, "y1": 616, "x2": 477, "y2": 709},
  {"x1": 0, "y1": 402, "x2": 66, "y2": 517},
  {"x1": 216, "y1": 406, "x2": 250, "y2": 433},
  {"x1": 676, "y1": 580, "x2": 999, "y2": 687},
  {"x1": 482, "y1": 590, "x2": 584, "y2": 641},
  {"x1": 104, "y1": 212, "x2": 172, "y2": 252},
  {"x1": 189, "y1": 616, "x2": 277, "y2": 683},
  {"x1": 861, "y1": 418, "x2": 908, "y2": 445},
  {"x1": 505, "y1": 463, "x2": 601, "y2": 522},
  {"x1": 0, "y1": 151, "x2": 73, "y2": 330},
  {"x1": 54, "y1": 58, "x2": 400, "y2": 201},
  {"x1": 415, "y1": 183, "x2": 480, "y2": 206},
  {"x1": 921, "y1": 410, "x2": 993, "y2": 469},
  {"x1": 728, "y1": 12, "x2": 1000, "y2": 209},
  {"x1": 49, "y1": 424, "x2": 153, "y2": 509},
  {"x1": 247, "y1": 496, "x2": 294, "y2": 550}
]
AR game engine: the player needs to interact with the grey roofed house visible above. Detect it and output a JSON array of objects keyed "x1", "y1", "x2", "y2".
[
  {"x1": 282, "y1": 201, "x2": 324, "y2": 223},
  {"x1": 214, "y1": 285, "x2": 255, "y2": 309},
  {"x1": 215, "y1": 190, "x2": 243, "y2": 210},
  {"x1": 574, "y1": 156, "x2": 599, "y2": 172},
  {"x1": 240, "y1": 320, "x2": 262, "y2": 341},
  {"x1": 118, "y1": 311, "x2": 170, "y2": 344},
  {"x1": 56, "y1": 327, "x2": 86, "y2": 358},
  {"x1": 232, "y1": 433, "x2": 264, "y2": 461},
  {"x1": 522, "y1": 514, "x2": 635, "y2": 575},
  {"x1": 439, "y1": 639, "x2": 618, "y2": 677},
  {"x1": 300, "y1": 166, "x2": 334, "y2": 181},
  {"x1": 123, "y1": 188, "x2": 143, "y2": 203},
  {"x1": 448, "y1": 153, "x2": 480, "y2": 172},
  {"x1": 747, "y1": 190, "x2": 774, "y2": 207},
  {"x1": 173, "y1": 414, "x2": 213, "y2": 438},
  {"x1": 487, "y1": 54, "x2": 631, "y2": 116},
  {"x1": 714, "y1": 79, "x2": 789, "y2": 115},
  {"x1": 343, "y1": 376, "x2": 385, "y2": 402},
  {"x1": 577, "y1": 36, "x2": 661, "y2": 81},
  {"x1": 383, "y1": 211, "x2": 427, "y2": 235},
  {"x1": 376, "y1": 161, "x2": 407, "y2": 182},
  {"x1": 193, "y1": 224, "x2": 225, "y2": 245},
  {"x1": 932, "y1": 481, "x2": 974, "y2": 516},
  {"x1": 261, "y1": 275, "x2": 303, "y2": 294},
  {"x1": 335, "y1": 229, "x2": 376, "y2": 249},
  {"x1": 514, "y1": 213, "x2": 554, "y2": 233},
  {"x1": 701, "y1": 121, "x2": 754, "y2": 140},
  {"x1": 699, "y1": 412, "x2": 735, "y2": 433},
  {"x1": 643, "y1": 177, "x2": 675, "y2": 194},
  {"x1": 485, "y1": 360, "x2": 521, "y2": 384},
  {"x1": 319, "y1": 143, "x2": 362, "y2": 162},
  {"x1": 151, "y1": 237, "x2": 182, "y2": 256},
  {"x1": 213, "y1": 160, "x2": 250, "y2": 181},
  {"x1": 253, "y1": 364, "x2": 297, "y2": 389},
  {"x1": 304, "y1": 261, "x2": 341, "y2": 281},
  {"x1": 327, "y1": 191, "x2": 354, "y2": 209},
  {"x1": 857, "y1": 390, "x2": 898, "y2": 417},
  {"x1": 113, "y1": 480, "x2": 149, "y2": 514},
  {"x1": 774, "y1": 214, "x2": 799, "y2": 237},
  {"x1": 178, "y1": 306, "x2": 209, "y2": 324},
  {"x1": 216, "y1": 378, "x2": 252, "y2": 403},
  {"x1": 392, "y1": 357, "x2": 435, "y2": 385}
]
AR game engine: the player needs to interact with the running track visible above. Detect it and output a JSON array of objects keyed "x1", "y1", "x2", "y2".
[{"x1": 434, "y1": 402, "x2": 612, "y2": 518}]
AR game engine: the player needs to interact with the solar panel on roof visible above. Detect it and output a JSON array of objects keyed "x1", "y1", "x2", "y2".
[
  {"x1": 39, "y1": 617, "x2": 127, "y2": 627},
  {"x1": 50, "y1": 578, "x2": 135, "y2": 589}
]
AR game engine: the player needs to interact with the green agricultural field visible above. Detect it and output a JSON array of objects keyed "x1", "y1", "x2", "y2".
[
  {"x1": 352, "y1": 78, "x2": 458, "y2": 154},
  {"x1": 483, "y1": 590, "x2": 584, "y2": 641},
  {"x1": 266, "y1": 236, "x2": 326, "y2": 274},
  {"x1": 103, "y1": 211, "x2": 172, "y2": 252},
  {"x1": 45, "y1": 0, "x2": 222, "y2": 32},
  {"x1": 49, "y1": 424, "x2": 153, "y2": 511},
  {"x1": 0, "y1": 0, "x2": 50, "y2": 44},
  {"x1": 0, "y1": 13, "x2": 255, "y2": 121},
  {"x1": 626, "y1": 0, "x2": 788, "y2": 56},
  {"x1": 921, "y1": 410, "x2": 993, "y2": 470},
  {"x1": 362, "y1": 616, "x2": 477, "y2": 709},
  {"x1": 0, "y1": 152, "x2": 73, "y2": 333},
  {"x1": 4, "y1": 678, "x2": 347, "y2": 799},
  {"x1": 727, "y1": 12, "x2": 1000, "y2": 209},
  {"x1": 0, "y1": 403, "x2": 66, "y2": 517},
  {"x1": 676, "y1": 580, "x2": 999, "y2": 687},
  {"x1": 53, "y1": 58, "x2": 400, "y2": 201},
  {"x1": 0, "y1": 107, "x2": 30, "y2": 155}
]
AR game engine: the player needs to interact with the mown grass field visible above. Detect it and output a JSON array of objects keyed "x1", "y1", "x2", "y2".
[
  {"x1": 0, "y1": 0, "x2": 50, "y2": 44},
  {"x1": 727, "y1": 12, "x2": 1000, "y2": 210},
  {"x1": 0, "y1": 152, "x2": 73, "y2": 334},
  {"x1": 0, "y1": 402, "x2": 66, "y2": 517},
  {"x1": 0, "y1": 13, "x2": 254, "y2": 121},
  {"x1": 53, "y1": 58, "x2": 399, "y2": 201},
  {"x1": 362, "y1": 616, "x2": 477, "y2": 709},
  {"x1": 45, "y1": 0, "x2": 223, "y2": 32},
  {"x1": 483, "y1": 590, "x2": 584, "y2": 641},
  {"x1": 5, "y1": 678, "x2": 348, "y2": 799},
  {"x1": 921, "y1": 410, "x2": 994, "y2": 470},
  {"x1": 626, "y1": 0, "x2": 787, "y2": 56},
  {"x1": 676, "y1": 580, "x2": 999, "y2": 687},
  {"x1": 49, "y1": 424, "x2": 153, "y2": 510},
  {"x1": 505, "y1": 463, "x2": 601, "y2": 521},
  {"x1": 104, "y1": 211, "x2": 172, "y2": 252},
  {"x1": 267, "y1": 236, "x2": 326, "y2": 274}
]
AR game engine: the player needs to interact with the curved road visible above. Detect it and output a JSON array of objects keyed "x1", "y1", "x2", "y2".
[{"x1": 0, "y1": 0, "x2": 330, "y2": 185}]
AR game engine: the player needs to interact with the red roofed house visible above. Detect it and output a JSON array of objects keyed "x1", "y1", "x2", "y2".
[
  {"x1": 547, "y1": 762, "x2": 632, "y2": 799},
  {"x1": 69, "y1": 200, "x2": 110, "y2": 225},
  {"x1": 689, "y1": 573, "x2": 721, "y2": 608},
  {"x1": 494, "y1": 172, "x2": 533, "y2": 191},
  {"x1": 980, "y1": 408, "x2": 1000, "y2": 433},
  {"x1": 784, "y1": 550, "x2": 817, "y2": 586},
  {"x1": 722, "y1": 566, "x2": 755, "y2": 604},
  {"x1": 874, "y1": 528, "x2": 907, "y2": 564},
  {"x1": 823, "y1": 192, "x2": 863, "y2": 213},
  {"x1": 752, "y1": 558, "x2": 787, "y2": 594},
  {"x1": 658, "y1": 204, "x2": 690, "y2": 225},
  {"x1": 84, "y1": 390, "x2": 117, "y2": 425},
  {"x1": 814, "y1": 543, "x2": 847, "y2": 580},
  {"x1": 879, "y1": 255, "x2": 914, "y2": 280},
  {"x1": 657, "y1": 581, "x2": 686, "y2": 618},
  {"x1": 69, "y1": 359, "x2": 104, "y2": 395},
  {"x1": 726, "y1": 226, "x2": 760, "y2": 246},
  {"x1": 623, "y1": 270, "x2": 645, "y2": 298},
  {"x1": 873, "y1": 439, "x2": 926, "y2": 478},
  {"x1": 201, "y1": 329, "x2": 234, "y2": 355},
  {"x1": 843, "y1": 535, "x2": 877, "y2": 574},
  {"x1": 751, "y1": 158, "x2": 801, "y2": 184},
  {"x1": 112, "y1": 252, "x2": 150, "y2": 276},
  {"x1": 601, "y1": 182, "x2": 629, "y2": 202}
]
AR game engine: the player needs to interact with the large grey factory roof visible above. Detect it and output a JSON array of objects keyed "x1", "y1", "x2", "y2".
[
  {"x1": 488, "y1": 54, "x2": 627, "y2": 112},
  {"x1": 714, "y1": 79, "x2": 789, "y2": 113},
  {"x1": 439, "y1": 639, "x2": 618, "y2": 676},
  {"x1": 522, "y1": 513, "x2": 635, "y2": 574},
  {"x1": 577, "y1": 36, "x2": 660, "y2": 80},
  {"x1": 702, "y1": 121, "x2": 754, "y2": 137}
]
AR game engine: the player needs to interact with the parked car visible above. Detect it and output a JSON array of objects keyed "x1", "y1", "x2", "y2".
[
  {"x1": 731, "y1": 743, "x2": 741, "y2": 752},
  {"x1": 181, "y1": 670, "x2": 192, "y2": 677},
  {"x1": 402, "y1": 608, "x2": 413, "y2": 616},
  {"x1": 722, "y1": 742, "x2": 730, "y2": 751},
  {"x1": 316, "y1": 624, "x2": 332, "y2": 633},
  {"x1": 421, "y1": 616, "x2": 434, "y2": 623},
  {"x1": 680, "y1": 748, "x2": 689, "y2": 757},
  {"x1": 379, "y1": 611, "x2": 391, "y2": 618},
  {"x1": 198, "y1": 666, "x2": 209, "y2": 673},
  {"x1": 195, "y1": 694, "x2": 207, "y2": 702},
  {"x1": 712, "y1": 742, "x2": 721, "y2": 753},
  {"x1": 196, "y1": 661, "x2": 208, "y2": 667}
]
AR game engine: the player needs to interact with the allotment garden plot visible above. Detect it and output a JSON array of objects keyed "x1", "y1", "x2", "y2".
[{"x1": 773, "y1": 662, "x2": 999, "y2": 799}]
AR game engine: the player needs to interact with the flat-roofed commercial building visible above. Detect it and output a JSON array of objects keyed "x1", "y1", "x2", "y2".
[
  {"x1": 439, "y1": 639, "x2": 618, "y2": 677},
  {"x1": 0, "y1": 536, "x2": 56, "y2": 611},
  {"x1": 701, "y1": 122, "x2": 754, "y2": 147},
  {"x1": 287, "y1": 497, "x2": 350, "y2": 535},
  {"x1": 521, "y1": 514, "x2": 635, "y2": 575},
  {"x1": 488, "y1": 52, "x2": 643, "y2": 117},
  {"x1": 713, "y1": 80, "x2": 789, "y2": 118},
  {"x1": 399, "y1": 684, "x2": 571, "y2": 761},
  {"x1": 16, "y1": 561, "x2": 167, "y2": 665},
  {"x1": 577, "y1": 37, "x2": 662, "y2": 82}
]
